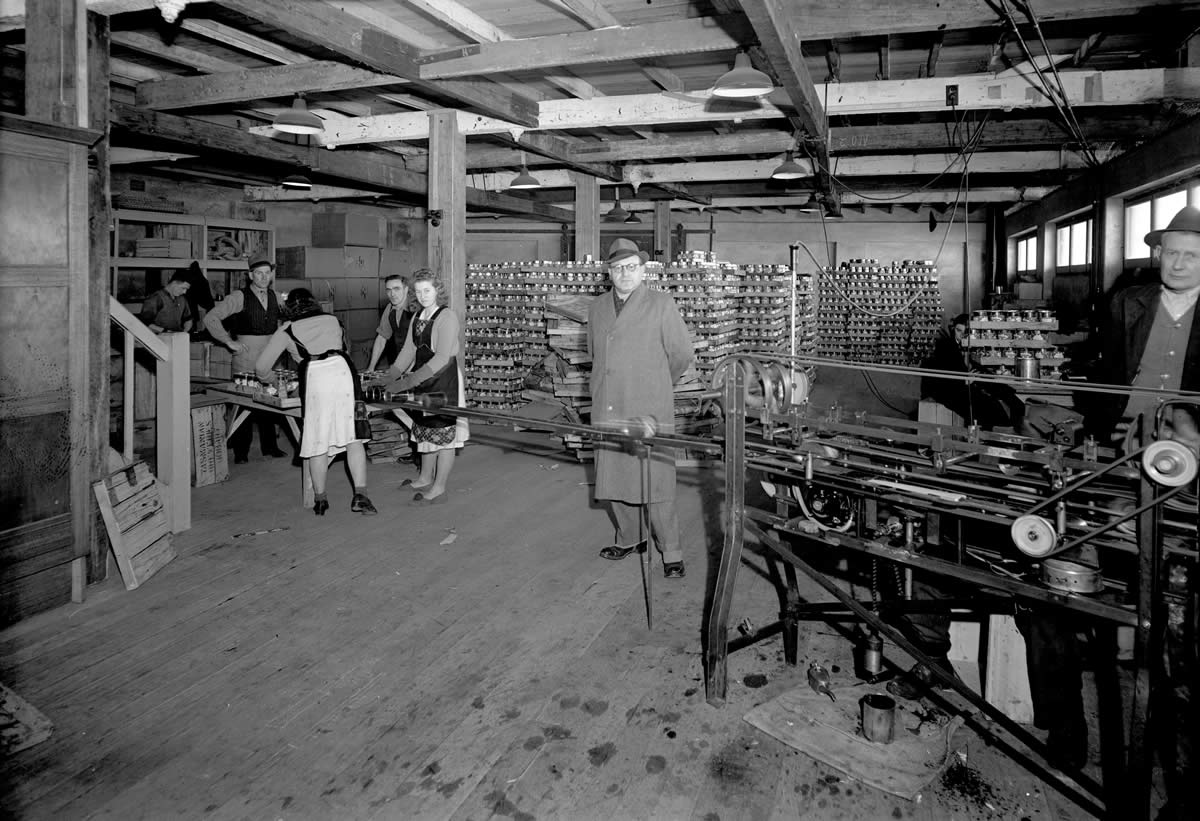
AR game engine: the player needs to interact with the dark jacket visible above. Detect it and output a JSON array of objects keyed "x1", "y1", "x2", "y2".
[{"x1": 1089, "y1": 282, "x2": 1200, "y2": 434}]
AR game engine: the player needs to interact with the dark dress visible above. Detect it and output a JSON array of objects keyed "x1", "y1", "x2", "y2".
[{"x1": 408, "y1": 306, "x2": 460, "y2": 444}]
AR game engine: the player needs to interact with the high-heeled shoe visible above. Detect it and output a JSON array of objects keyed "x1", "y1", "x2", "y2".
[{"x1": 313, "y1": 499, "x2": 329, "y2": 516}]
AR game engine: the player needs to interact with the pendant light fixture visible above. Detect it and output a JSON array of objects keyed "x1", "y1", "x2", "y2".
[
  {"x1": 624, "y1": 210, "x2": 642, "y2": 224},
  {"x1": 508, "y1": 152, "x2": 541, "y2": 189},
  {"x1": 771, "y1": 150, "x2": 806, "y2": 180},
  {"x1": 280, "y1": 174, "x2": 312, "y2": 190},
  {"x1": 273, "y1": 94, "x2": 324, "y2": 135},
  {"x1": 797, "y1": 192, "x2": 823, "y2": 213},
  {"x1": 823, "y1": 202, "x2": 845, "y2": 221},
  {"x1": 712, "y1": 51, "x2": 774, "y2": 98},
  {"x1": 604, "y1": 190, "x2": 629, "y2": 222}
]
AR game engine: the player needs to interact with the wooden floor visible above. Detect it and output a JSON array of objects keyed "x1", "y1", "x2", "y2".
[{"x1": 1, "y1": 427, "x2": 1102, "y2": 820}]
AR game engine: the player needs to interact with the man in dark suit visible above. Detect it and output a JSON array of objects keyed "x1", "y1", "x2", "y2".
[{"x1": 1092, "y1": 205, "x2": 1200, "y2": 448}]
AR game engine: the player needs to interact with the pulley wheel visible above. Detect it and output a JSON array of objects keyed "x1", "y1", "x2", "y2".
[
  {"x1": 1143, "y1": 439, "x2": 1199, "y2": 487},
  {"x1": 1011, "y1": 514, "x2": 1058, "y2": 557}
]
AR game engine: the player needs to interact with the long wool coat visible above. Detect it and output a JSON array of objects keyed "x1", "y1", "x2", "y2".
[{"x1": 587, "y1": 285, "x2": 694, "y2": 503}]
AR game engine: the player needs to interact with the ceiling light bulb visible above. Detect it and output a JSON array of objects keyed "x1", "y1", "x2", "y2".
[
  {"x1": 712, "y1": 52, "x2": 774, "y2": 99},
  {"x1": 797, "y1": 192, "x2": 822, "y2": 213}
]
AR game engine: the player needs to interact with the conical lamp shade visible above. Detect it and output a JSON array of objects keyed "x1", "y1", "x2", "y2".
[
  {"x1": 823, "y1": 205, "x2": 845, "y2": 221},
  {"x1": 604, "y1": 197, "x2": 629, "y2": 222},
  {"x1": 274, "y1": 96, "x2": 324, "y2": 135},
  {"x1": 797, "y1": 192, "x2": 822, "y2": 213},
  {"x1": 712, "y1": 52, "x2": 774, "y2": 98},
  {"x1": 509, "y1": 165, "x2": 541, "y2": 189},
  {"x1": 280, "y1": 174, "x2": 312, "y2": 190},
  {"x1": 624, "y1": 210, "x2": 642, "y2": 224},
  {"x1": 771, "y1": 151, "x2": 806, "y2": 180}
]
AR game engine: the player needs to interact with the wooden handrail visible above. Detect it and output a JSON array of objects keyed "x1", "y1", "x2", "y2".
[
  {"x1": 108, "y1": 296, "x2": 191, "y2": 534},
  {"x1": 109, "y1": 296, "x2": 169, "y2": 360}
]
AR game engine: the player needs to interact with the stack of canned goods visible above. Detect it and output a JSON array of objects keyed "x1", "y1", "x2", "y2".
[{"x1": 964, "y1": 308, "x2": 1066, "y2": 380}]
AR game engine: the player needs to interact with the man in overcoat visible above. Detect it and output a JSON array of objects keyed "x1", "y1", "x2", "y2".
[{"x1": 587, "y1": 238, "x2": 694, "y2": 578}]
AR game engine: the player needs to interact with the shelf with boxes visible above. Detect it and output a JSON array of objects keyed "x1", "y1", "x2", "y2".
[
  {"x1": 110, "y1": 209, "x2": 273, "y2": 306},
  {"x1": 963, "y1": 308, "x2": 1069, "y2": 380},
  {"x1": 275, "y1": 213, "x2": 409, "y2": 368},
  {"x1": 814, "y1": 259, "x2": 943, "y2": 366}
]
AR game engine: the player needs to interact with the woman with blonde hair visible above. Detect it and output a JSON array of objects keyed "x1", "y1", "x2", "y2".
[{"x1": 385, "y1": 269, "x2": 469, "y2": 503}]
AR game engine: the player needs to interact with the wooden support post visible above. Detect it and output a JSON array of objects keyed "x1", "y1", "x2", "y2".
[
  {"x1": 25, "y1": 0, "x2": 86, "y2": 124},
  {"x1": 653, "y1": 201, "x2": 671, "y2": 262},
  {"x1": 572, "y1": 172, "x2": 599, "y2": 261},
  {"x1": 427, "y1": 111, "x2": 466, "y2": 317},
  {"x1": 86, "y1": 8, "x2": 110, "y2": 586},
  {"x1": 156, "y1": 332, "x2": 191, "y2": 533}
]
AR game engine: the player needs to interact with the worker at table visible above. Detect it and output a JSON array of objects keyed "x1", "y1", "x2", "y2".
[{"x1": 203, "y1": 253, "x2": 287, "y2": 464}]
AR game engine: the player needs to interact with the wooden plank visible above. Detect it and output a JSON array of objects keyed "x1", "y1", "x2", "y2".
[
  {"x1": 105, "y1": 461, "x2": 154, "y2": 506},
  {"x1": 135, "y1": 61, "x2": 408, "y2": 110},
  {"x1": 127, "y1": 533, "x2": 175, "y2": 581},
  {"x1": 112, "y1": 484, "x2": 161, "y2": 531},
  {"x1": 418, "y1": 17, "x2": 746, "y2": 79},
  {"x1": 93, "y1": 479, "x2": 138, "y2": 590},
  {"x1": 739, "y1": 0, "x2": 827, "y2": 142},
  {"x1": 218, "y1": 0, "x2": 540, "y2": 128},
  {"x1": 428, "y1": 110, "x2": 466, "y2": 313}
]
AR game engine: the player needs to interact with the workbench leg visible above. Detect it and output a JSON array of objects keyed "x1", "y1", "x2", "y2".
[{"x1": 225, "y1": 408, "x2": 250, "y2": 439}]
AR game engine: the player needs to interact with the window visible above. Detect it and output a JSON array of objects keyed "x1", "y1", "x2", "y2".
[
  {"x1": 1016, "y1": 234, "x2": 1037, "y2": 279},
  {"x1": 1056, "y1": 218, "x2": 1092, "y2": 272},
  {"x1": 1126, "y1": 184, "x2": 1200, "y2": 264}
]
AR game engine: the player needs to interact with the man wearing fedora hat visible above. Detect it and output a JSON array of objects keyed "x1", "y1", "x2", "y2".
[
  {"x1": 1093, "y1": 204, "x2": 1200, "y2": 448},
  {"x1": 204, "y1": 252, "x2": 288, "y2": 463},
  {"x1": 587, "y1": 238, "x2": 694, "y2": 578}
]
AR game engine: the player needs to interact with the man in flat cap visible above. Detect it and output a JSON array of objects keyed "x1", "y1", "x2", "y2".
[
  {"x1": 587, "y1": 238, "x2": 694, "y2": 578},
  {"x1": 204, "y1": 252, "x2": 288, "y2": 463}
]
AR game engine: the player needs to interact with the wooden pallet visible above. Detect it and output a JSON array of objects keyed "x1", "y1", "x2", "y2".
[{"x1": 93, "y1": 462, "x2": 176, "y2": 590}]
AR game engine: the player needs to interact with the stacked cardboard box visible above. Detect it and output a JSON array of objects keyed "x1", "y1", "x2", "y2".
[{"x1": 275, "y1": 214, "x2": 388, "y2": 369}]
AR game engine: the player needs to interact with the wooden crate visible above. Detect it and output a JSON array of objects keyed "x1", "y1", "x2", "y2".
[
  {"x1": 190, "y1": 405, "x2": 229, "y2": 487},
  {"x1": 93, "y1": 462, "x2": 176, "y2": 590}
]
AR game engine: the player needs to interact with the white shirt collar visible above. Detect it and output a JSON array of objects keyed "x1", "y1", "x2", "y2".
[{"x1": 1160, "y1": 285, "x2": 1200, "y2": 320}]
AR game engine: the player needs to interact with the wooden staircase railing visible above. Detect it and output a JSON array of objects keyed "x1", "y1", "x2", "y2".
[{"x1": 108, "y1": 296, "x2": 190, "y2": 533}]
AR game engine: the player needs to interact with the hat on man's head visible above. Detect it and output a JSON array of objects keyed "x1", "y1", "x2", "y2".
[
  {"x1": 247, "y1": 252, "x2": 275, "y2": 271},
  {"x1": 1145, "y1": 206, "x2": 1200, "y2": 247},
  {"x1": 606, "y1": 237, "x2": 649, "y2": 265}
]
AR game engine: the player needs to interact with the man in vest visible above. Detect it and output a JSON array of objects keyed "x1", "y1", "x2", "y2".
[
  {"x1": 203, "y1": 253, "x2": 287, "y2": 463},
  {"x1": 366, "y1": 274, "x2": 414, "y2": 372}
]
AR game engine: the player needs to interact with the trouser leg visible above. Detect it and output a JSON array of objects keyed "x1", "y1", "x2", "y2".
[
  {"x1": 610, "y1": 500, "x2": 644, "y2": 548},
  {"x1": 1015, "y1": 605, "x2": 1085, "y2": 729},
  {"x1": 256, "y1": 412, "x2": 279, "y2": 454},
  {"x1": 229, "y1": 415, "x2": 252, "y2": 460},
  {"x1": 647, "y1": 498, "x2": 681, "y2": 564},
  {"x1": 895, "y1": 572, "x2": 954, "y2": 658}
]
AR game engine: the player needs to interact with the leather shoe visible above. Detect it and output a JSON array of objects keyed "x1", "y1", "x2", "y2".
[
  {"x1": 1046, "y1": 718, "x2": 1088, "y2": 771},
  {"x1": 313, "y1": 499, "x2": 329, "y2": 516},
  {"x1": 663, "y1": 561, "x2": 686, "y2": 579},
  {"x1": 887, "y1": 656, "x2": 961, "y2": 701},
  {"x1": 599, "y1": 542, "x2": 643, "y2": 561},
  {"x1": 412, "y1": 492, "x2": 446, "y2": 505},
  {"x1": 234, "y1": 454, "x2": 249, "y2": 464},
  {"x1": 262, "y1": 447, "x2": 287, "y2": 458},
  {"x1": 351, "y1": 493, "x2": 377, "y2": 515}
]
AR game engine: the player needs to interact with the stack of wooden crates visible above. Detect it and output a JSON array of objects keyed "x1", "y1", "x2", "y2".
[{"x1": 275, "y1": 213, "x2": 410, "y2": 369}]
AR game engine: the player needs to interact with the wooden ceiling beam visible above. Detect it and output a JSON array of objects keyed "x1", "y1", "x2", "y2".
[
  {"x1": 285, "y1": 68, "x2": 1195, "y2": 146},
  {"x1": 769, "y1": 0, "x2": 1198, "y2": 40},
  {"x1": 541, "y1": 0, "x2": 687, "y2": 92},
  {"x1": 402, "y1": 0, "x2": 606, "y2": 102},
  {"x1": 110, "y1": 101, "x2": 573, "y2": 221},
  {"x1": 417, "y1": 17, "x2": 748, "y2": 79},
  {"x1": 468, "y1": 151, "x2": 1100, "y2": 191},
  {"x1": 136, "y1": 62, "x2": 407, "y2": 110},
  {"x1": 110, "y1": 31, "x2": 245, "y2": 74},
  {"x1": 502, "y1": 131, "x2": 622, "y2": 182},
  {"x1": 465, "y1": 115, "x2": 1153, "y2": 168},
  {"x1": 217, "y1": 0, "x2": 541, "y2": 128},
  {"x1": 525, "y1": 187, "x2": 1052, "y2": 206}
]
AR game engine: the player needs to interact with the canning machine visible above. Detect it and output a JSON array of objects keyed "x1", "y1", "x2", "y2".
[{"x1": 703, "y1": 352, "x2": 1197, "y2": 819}]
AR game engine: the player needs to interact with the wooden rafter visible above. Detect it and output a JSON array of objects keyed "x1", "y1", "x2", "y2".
[
  {"x1": 217, "y1": 0, "x2": 541, "y2": 127},
  {"x1": 417, "y1": 17, "x2": 748, "y2": 79},
  {"x1": 136, "y1": 62, "x2": 407, "y2": 110}
]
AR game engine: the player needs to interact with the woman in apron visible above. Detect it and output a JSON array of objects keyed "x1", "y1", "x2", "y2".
[
  {"x1": 255, "y1": 289, "x2": 376, "y2": 516},
  {"x1": 385, "y1": 269, "x2": 469, "y2": 504}
]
